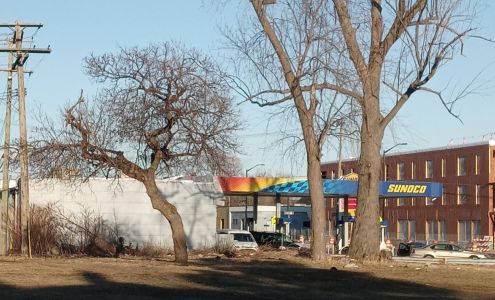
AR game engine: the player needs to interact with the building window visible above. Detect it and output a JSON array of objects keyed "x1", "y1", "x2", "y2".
[
  {"x1": 475, "y1": 185, "x2": 481, "y2": 205},
  {"x1": 411, "y1": 197, "x2": 415, "y2": 206},
  {"x1": 331, "y1": 170, "x2": 335, "y2": 179},
  {"x1": 220, "y1": 219, "x2": 225, "y2": 229},
  {"x1": 410, "y1": 220, "x2": 416, "y2": 241},
  {"x1": 425, "y1": 160, "x2": 433, "y2": 178},
  {"x1": 458, "y1": 220, "x2": 481, "y2": 242},
  {"x1": 384, "y1": 198, "x2": 389, "y2": 207},
  {"x1": 441, "y1": 158, "x2": 446, "y2": 177},
  {"x1": 398, "y1": 220, "x2": 408, "y2": 241},
  {"x1": 384, "y1": 164, "x2": 389, "y2": 180},
  {"x1": 397, "y1": 198, "x2": 406, "y2": 206},
  {"x1": 426, "y1": 220, "x2": 439, "y2": 241},
  {"x1": 411, "y1": 162, "x2": 416, "y2": 179},
  {"x1": 397, "y1": 162, "x2": 405, "y2": 180},
  {"x1": 475, "y1": 155, "x2": 480, "y2": 175},
  {"x1": 233, "y1": 219, "x2": 238, "y2": 225},
  {"x1": 439, "y1": 220, "x2": 446, "y2": 241},
  {"x1": 426, "y1": 197, "x2": 435, "y2": 206},
  {"x1": 321, "y1": 171, "x2": 327, "y2": 179},
  {"x1": 457, "y1": 156, "x2": 467, "y2": 176},
  {"x1": 457, "y1": 185, "x2": 468, "y2": 205},
  {"x1": 473, "y1": 220, "x2": 481, "y2": 239},
  {"x1": 458, "y1": 220, "x2": 471, "y2": 242},
  {"x1": 398, "y1": 220, "x2": 415, "y2": 241}
]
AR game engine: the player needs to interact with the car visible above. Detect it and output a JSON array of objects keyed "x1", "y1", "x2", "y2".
[
  {"x1": 250, "y1": 231, "x2": 307, "y2": 249},
  {"x1": 412, "y1": 242, "x2": 486, "y2": 259},
  {"x1": 339, "y1": 241, "x2": 426, "y2": 257},
  {"x1": 216, "y1": 229, "x2": 259, "y2": 251},
  {"x1": 339, "y1": 246, "x2": 349, "y2": 255},
  {"x1": 396, "y1": 241, "x2": 427, "y2": 257}
]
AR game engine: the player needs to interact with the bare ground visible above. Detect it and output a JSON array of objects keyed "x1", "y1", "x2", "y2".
[{"x1": 0, "y1": 249, "x2": 494, "y2": 300}]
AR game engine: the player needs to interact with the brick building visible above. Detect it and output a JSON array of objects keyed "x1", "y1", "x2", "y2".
[{"x1": 321, "y1": 141, "x2": 495, "y2": 248}]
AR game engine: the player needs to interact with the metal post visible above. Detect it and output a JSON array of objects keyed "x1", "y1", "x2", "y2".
[
  {"x1": 381, "y1": 142, "x2": 407, "y2": 248},
  {"x1": 244, "y1": 164, "x2": 264, "y2": 231}
]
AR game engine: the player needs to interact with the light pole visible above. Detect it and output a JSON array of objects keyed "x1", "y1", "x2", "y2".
[
  {"x1": 382, "y1": 143, "x2": 408, "y2": 181},
  {"x1": 381, "y1": 142, "x2": 407, "y2": 243},
  {"x1": 244, "y1": 164, "x2": 265, "y2": 230},
  {"x1": 245, "y1": 163, "x2": 265, "y2": 178}
]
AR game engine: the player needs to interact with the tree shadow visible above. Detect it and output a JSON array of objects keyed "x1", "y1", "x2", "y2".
[{"x1": 0, "y1": 257, "x2": 474, "y2": 300}]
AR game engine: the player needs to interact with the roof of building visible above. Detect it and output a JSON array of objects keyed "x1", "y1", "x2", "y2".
[{"x1": 322, "y1": 140, "x2": 495, "y2": 165}]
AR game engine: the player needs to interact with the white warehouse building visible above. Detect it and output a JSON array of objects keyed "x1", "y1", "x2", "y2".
[{"x1": 29, "y1": 177, "x2": 225, "y2": 250}]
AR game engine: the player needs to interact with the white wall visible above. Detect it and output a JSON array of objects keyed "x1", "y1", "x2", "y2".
[{"x1": 29, "y1": 178, "x2": 224, "y2": 250}]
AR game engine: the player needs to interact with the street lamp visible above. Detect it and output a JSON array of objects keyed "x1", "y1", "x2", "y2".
[
  {"x1": 382, "y1": 143, "x2": 408, "y2": 181},
  {"x1": 244, "y1": 163, "x2": 265, "y2": 230},
  {"x1": 245, "y1": 163, "x2": 265, "y2": 177}
]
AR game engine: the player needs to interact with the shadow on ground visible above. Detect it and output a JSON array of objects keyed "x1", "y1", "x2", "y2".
[{"x1": 0, "y1": 258, "x2": 460, "y2": 300}]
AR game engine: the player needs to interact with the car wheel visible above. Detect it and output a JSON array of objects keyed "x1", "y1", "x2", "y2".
[
  {"x1": 469, "y1": 255, "x2": 480, "y2": 260},
  {"x1": 424, "y1": 255, "x2": 434, "y2": 259}
]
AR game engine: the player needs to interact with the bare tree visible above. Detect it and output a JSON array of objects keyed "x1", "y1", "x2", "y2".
[
  {"x1": 226, "y1": 0, "x2": 360, "y2": 260},
  {"x1": 30, "y1": 43, "x2": 241, "y2": 264},
  {"x1": 229, "y1": 0, "x2": 479, "y2": 260},
  {"x1": 332, "y1": 0, "x2": 479, "y2": 259}
]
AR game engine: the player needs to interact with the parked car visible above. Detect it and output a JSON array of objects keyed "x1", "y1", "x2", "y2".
[
  {"x1": 340, "y1": 241, "x2": 426, "y2": 257},
  {"x1": 339, "y1": 246, "x2": 349, "y2": 255},
  {"x1": 250, "y1": 231, "x2": 307, "y2": 249},
  {"x1": 412, "y1": 242, "x2": 486, "y2": 259},
  {"x1": 216, "y1": 229, "x2": 259, "y2": 251},
  {"x1": 396, "y1": 241, "x2": 427, "y2": 257}
]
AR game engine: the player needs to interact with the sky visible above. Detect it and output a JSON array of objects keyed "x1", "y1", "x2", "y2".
[{"x1": 0, "y1": 1, "x2": 495, "y2": 177}]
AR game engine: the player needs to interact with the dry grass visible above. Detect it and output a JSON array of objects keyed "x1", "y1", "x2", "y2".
[{"x1": 0, "y1": 250, "x2": 494, "y2": 300}]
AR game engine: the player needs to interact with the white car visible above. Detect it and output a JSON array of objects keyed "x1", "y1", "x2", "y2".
[
  {"x1": 413, "y1": 243, "x2": 486, "y2": 259},
  {"x1": 216, "y1": 229, "x2": 259, "y2": 251}
]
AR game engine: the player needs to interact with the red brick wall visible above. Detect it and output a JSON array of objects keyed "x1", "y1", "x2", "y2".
[{"x1": 321, "y1": 142, "x2": 495, "y2": 244}]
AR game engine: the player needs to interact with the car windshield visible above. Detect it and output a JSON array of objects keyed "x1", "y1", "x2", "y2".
[
  {"x1": 233, "y1": 233, "x2": 255, "y2": 242},
  {"x1": 269, "y1": 234, "x2": 293, "y2": 244}
]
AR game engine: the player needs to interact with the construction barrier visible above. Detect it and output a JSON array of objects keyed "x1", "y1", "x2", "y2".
[{"x1": 471, "y1": 236, "x2": 492, "y2": 252}]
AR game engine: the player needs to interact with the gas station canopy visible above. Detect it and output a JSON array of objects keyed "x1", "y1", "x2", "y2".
[{"x1": 217, "y1": 176, "x2": 443, "y2": 198}]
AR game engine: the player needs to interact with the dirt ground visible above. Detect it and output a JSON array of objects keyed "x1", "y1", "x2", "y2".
[{"x1": 0, "y1": 250, "x2": 494, "y2": 300}]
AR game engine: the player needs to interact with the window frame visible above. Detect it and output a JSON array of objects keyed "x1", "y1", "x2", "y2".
[
  {"x1": 475, "y1": 184, "x2": 481, "y2": 205},
  {"x1": 397, "y1": 162, "x2": 405, "y2": 180},
  {"x1": 425, "y1": 160, "x2": 434, "y2": 178},
  {"x1": 457, "y1": 185, "x2": 468, "y2": 205},
  {"x1": 457, "y1": 156, "x2": 467, "y2": 176},
  {"x1": 441, "y1": 158, "x2": 446, "y2": 177},
  {"x1": 475, "y1": 154, "x2": 480, "y2": 175},
  {"x1": 426, "y1": 219, "x2": 439, "y2": 241}
]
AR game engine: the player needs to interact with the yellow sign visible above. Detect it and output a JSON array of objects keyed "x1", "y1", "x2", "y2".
[
  {"x1": 340, "y1": 172, "x2": 358, "y2": 180},
  {"x1": 271, "y1": 216, "x2": 277, "y2": 225},
  {"x1": 387, "y1": 184, "x2": 427, "y2": 194}
]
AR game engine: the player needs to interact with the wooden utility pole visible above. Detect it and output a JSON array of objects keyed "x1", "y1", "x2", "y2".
[
  {"x1": 0, "y1": 47, "x2": 13, "y2": 256},
  {"x1": 0, "y1": 22, "x2": 51, "y2": 256}
]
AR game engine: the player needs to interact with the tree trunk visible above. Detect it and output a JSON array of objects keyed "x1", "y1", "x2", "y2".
[
  {"x1": 350, "y1": 96, "x2": 384, "y2": 260},
  {"x1": 299, "y1": 113, "x2": 326, "y2": 260},
  {"x1": 307, "y1": 153, "x2": 327, "y2": 260},
  {"x1": 143, "y1": 175, "x2": 188, "y2": 264}
]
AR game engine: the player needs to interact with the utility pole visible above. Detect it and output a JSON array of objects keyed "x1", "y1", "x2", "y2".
[
  {"x1": 0, "y1": 22, "x2": 51, "y2": 256},
  {"x1": 0, "y1": 47, "x2": 13, "y2": 256}
]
